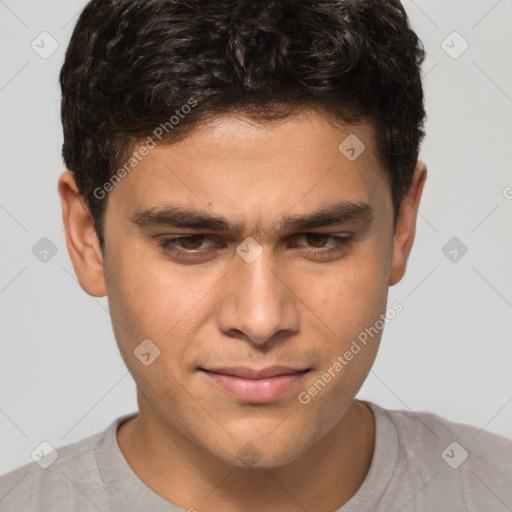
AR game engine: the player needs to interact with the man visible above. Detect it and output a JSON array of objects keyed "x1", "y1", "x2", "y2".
[{"x1": 1, "y1": 0, "x2": 511, "y2": 510}]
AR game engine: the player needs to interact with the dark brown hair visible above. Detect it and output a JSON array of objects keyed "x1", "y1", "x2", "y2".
[{"x1": 60, "y1": 0, "x2": 426, "y2": 247}]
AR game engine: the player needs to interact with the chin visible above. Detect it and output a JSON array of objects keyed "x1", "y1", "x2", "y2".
[
  {"x1": 223, "y1": 443, "x2": 305, "y2": 470},
  {"x1": 209, "y1": 426, "x2": 314, "y2": 470},
  {"x1": 188, "y1": 399, "x2": 329, "y2": 469}
]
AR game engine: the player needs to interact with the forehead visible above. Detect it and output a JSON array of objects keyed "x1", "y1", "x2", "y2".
[{"x1": 108, "y1": 110, "x2": 391, "y2": 234}]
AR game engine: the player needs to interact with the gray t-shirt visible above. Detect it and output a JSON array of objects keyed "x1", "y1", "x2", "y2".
[{"x1": 1, "y1": 400, "x2": 511, "y2": 511}]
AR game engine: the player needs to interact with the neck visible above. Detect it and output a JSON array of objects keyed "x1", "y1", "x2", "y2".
[{"x1": 117, "y1": 400, "x2": 375, "y2": 512}]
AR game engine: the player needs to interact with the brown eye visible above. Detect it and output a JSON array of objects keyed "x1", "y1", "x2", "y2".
[
  {"x1": 175, "y1": 235, "x2": 207, "y2": 250},
  {"x1": 289, "y1": 233, "x2": 353, "y2": 261},
  {"x1": 303, "y1": 234, "x2": 331, "y2": 248},
  {"x1": 157, "y1": 235, "x2": 222, "y2": 261}
]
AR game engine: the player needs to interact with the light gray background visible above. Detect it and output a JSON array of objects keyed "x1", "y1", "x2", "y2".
[{"x1": 1, "y1": 0, "x2": 511, "y2": 475}]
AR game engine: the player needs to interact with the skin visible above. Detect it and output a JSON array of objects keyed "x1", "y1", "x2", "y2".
[{"x1": 58, "y1": 108, "x2": 426, "y2": 512}]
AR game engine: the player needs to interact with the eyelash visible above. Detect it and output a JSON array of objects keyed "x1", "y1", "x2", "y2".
[{"x1": 157, "y1": 233, "x2": 353, "y2": 261}]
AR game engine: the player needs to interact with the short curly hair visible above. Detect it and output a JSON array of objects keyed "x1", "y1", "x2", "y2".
[{"x1": 60, "y1": 0, "x2": 426, "y2": 248}]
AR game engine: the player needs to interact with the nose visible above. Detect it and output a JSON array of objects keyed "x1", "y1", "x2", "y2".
[{"x1": 216, "y1": 248, "x2": 300, "y2": 347}]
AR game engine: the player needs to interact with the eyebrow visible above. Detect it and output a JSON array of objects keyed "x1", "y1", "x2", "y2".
[{"x1": 131, "y1": 200, "x2": 373, "y2": 234}]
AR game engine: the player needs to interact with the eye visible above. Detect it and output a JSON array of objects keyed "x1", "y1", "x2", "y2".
[
  {"x1": 157, "y1": 235, "x2": 221, "y2": 260},
  {"x1": 295, "y1": 233, "x2": 335, "y2": 247},
  {"x1": 290, "y1": 233, "x2": 353, "y2": 260}
]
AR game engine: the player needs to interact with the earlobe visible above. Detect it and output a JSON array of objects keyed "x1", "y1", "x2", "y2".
[
  {"x1": 389, "y1": 161, "x2": 427, "y2": 286},
  {"x1": 58, "y1": 170, "x2": 107, "y2": 297}
]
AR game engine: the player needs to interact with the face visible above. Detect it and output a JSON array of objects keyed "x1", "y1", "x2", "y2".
[{"x1": 60, "y1": 109, "x2": 425, "y2": 468}]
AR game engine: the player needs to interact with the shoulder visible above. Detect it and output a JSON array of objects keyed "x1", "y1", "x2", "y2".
[
  {"x1": 364, "y1": 401, "x2": 512, "y2": 511},
  {"x1": 379, "y1": 404, "x2": 512, "y2": 469},
  {"x1": 0, "y1": 416, "x2": 127, "y2": 511}
]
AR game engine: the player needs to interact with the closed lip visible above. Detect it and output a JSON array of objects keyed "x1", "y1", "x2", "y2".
[{"x1": 200, "y1": 366, "x2": 310, "y2": 379}]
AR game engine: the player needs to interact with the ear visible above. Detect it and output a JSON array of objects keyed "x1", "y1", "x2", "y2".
[
  {"x1": 389, "y1": 161, "x2": 427, "y2": 286},
  {"x1": 58, "y1": 170, "x2": 107, "y2": 297}
]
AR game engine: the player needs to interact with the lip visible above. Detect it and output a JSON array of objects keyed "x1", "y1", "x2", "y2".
[{"x1": 201, "y1": 366, "x2": 310, "y2": 403}]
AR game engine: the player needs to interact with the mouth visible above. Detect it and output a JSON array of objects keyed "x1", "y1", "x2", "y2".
[{"x1": 199, "y1": 366, "x2": 311, "y2": 403}]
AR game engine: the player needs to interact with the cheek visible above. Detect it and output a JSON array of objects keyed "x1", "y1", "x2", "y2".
[
  {"x1": 304, "y1": 248, "x2": 390, "y2": 341},
  {"x1": 103, "y1": 251, "x2": 206, "y2": 398},
  {"x1": 104, "y1": 246, "x2": 205, "y2": 339}
]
